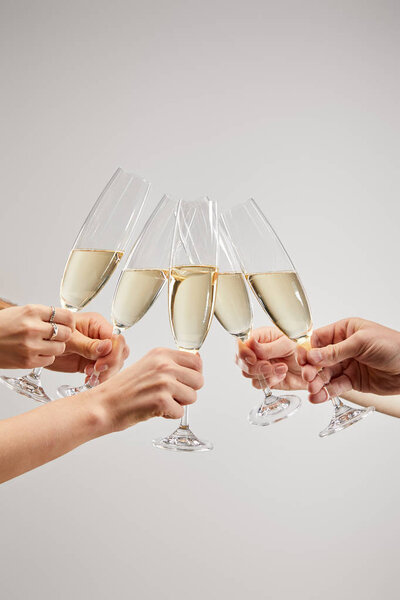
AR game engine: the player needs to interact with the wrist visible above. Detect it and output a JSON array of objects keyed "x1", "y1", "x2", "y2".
[{"x1": 79, "y1": 381, "x2": 118, "y2": 437}]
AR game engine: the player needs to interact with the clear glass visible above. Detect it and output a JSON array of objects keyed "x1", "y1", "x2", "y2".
[
  {"x1": 221, "y1": 199, "x2": 374, "y2": 437},
  {"x1": 215, "y1": 221, "x2": 301, "y2": 426},
  {"x1": 153, "y1": 198, "x2": 218, "y2": 452},
  {"x1": 81, "y1": 194, "x2": 179, "y2": 390},
  {"x1": 0, "y1": 168, "x2": 150, "y2": 402}
]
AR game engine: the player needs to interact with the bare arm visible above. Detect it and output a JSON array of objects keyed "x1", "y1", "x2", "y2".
[
  {"x1": 0, "y1": 390, "x2": 106, "y2": 483},
  {"x1": 0, "y1": 348, "x2": 203, "y2": 484},
  {"x1": 342, "y1": 391, "x2": 400, "y2": 418}
]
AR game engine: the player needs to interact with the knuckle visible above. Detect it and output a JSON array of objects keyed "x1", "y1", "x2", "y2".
[
  {"x1": 155, "y1": 375, "x2": 171, "y2": 390},
  {"x1": 186, "y1": 390, "x2": 197, "y2": 404},
  {"x1": 193, "y1": 374, "x2": 204, "y2": 390},
  {"x1": 24, "y1": 304, "x2": 37, "y2": 316}
]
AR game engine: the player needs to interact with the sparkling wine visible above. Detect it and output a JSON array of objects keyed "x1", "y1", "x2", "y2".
[
  {"x1": 169, "y1": 265, "x2": 218, "y2": 351},
  {"x1": 60, "y1": 248, "x2": 123, "y2": 311},
  {"x1": 214, "y1": 272, "x2": 252, "y2": 340},
  {"x1": 112, "y1": 268, "x2": 166, "y2": 330},
  {"x1": 247, "y1": 271, "x2": 312, "y2": 341}
]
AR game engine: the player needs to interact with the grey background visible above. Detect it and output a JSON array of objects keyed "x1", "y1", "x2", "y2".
[{"x1": 0, "y1": 0, "x2": 399, "y2": 598}]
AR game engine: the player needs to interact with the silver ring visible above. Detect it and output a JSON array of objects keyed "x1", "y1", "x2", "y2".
[
  {"x1": 49, "y1": 306, "x2": 56, "y2": 323},
  {"x1": 48, "y1": 322, "x2": 58, "y2": 341}
]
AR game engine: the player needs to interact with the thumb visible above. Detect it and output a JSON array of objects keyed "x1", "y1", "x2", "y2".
[
  {"x1": 307, "y1": 335, "x2": 360, "y2": 367},
  {"x1": 67, "y1": 330, "x2": 113, "y2": 360}
]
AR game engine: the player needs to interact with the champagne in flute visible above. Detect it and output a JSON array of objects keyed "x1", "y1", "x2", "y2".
[
  {"x1": 112, "y1": 268, "x2": 166, "y2": 331},
  {"x1": 84, "y1": 195, "x2": 178, "y2": 391},
  {"x1": 215, "y1": 224, "x2": 302, "y2": 426},
  {"x1": 1, "y1": 168, "x2": 149, "y2": 403},
  {"x1": 153, "y1": 198, "x2": 218, "y2": 452},
  {"x1": 61, "y1": 249, "x2": 124, "y2": 311},
  {"x1": 222, "y1": 199, "x2": 374, "y2": 437},
  {"x1": 214, "y1": 272, "x2": 252, "y2": 340},
  {"x1": 55, "y1": 168, "x2": 150, "y2": 398},
  {"x1": 170, "y1": 265, "x2": 217, "y2": 351},
  {"x1": 246, "y1": 271, "x2": 312, "y2": 344}
]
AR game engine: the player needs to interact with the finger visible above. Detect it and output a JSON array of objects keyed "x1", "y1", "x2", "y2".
[
  {"x1": 309, "y1": 375, "x2": 352, "y2": 403},
  {"x1": 42, "y1": 323, "x2": 72, "y2": 343},
  {"x1": 237, "y1": 339, "x2": 257, "y2": 366},
  {"x1": 297, "y1": 346, "x2": 307, "y2": 366},
  {"x1": 67, "y1": 330, "x2": 113, "y2": 360},
  {"x1": 307, "y1": 373, "x2": 329, "y2": 395},
  {"x1": 95, "y1": 335, "x2": 128, "y2": 379},
  {"x1": 306, "y1": 334, "x2": 362, "y2": 367},
  {"x1": 169, "y1": 380, "x2": 197, "y2": 406},
  {"x1": 38, "y1": 341, "x2": 67, "y2": 356},
  {"x1": 174, "y1": 365, "x2": 204, "y2": 391},
  {"x1": 252, "y1": 373, "x2": 286, "y2": 390},
  {"x1": 301, "y1": 364, "x2": 319, "y2": 383},
  {"x1": 40, "y1": 306, "x2": 76, "y2": 330},
  {"x1": 326, "y1": 375, "x2": 353, "y2": 398},
  {"x1": 32, "y1": 355, "x2": 56, "y2": 368},
  {"x1": 162, "y1": 399, "x2": 184, "y2": 420},
  {"x1": 172, "y1": 350, "x2": 202, "y2": 372},
  {"x1": 249, "y1": 335, "x2": 295, "y2": 361},
  {"x1": 308, "y1": 387, "x2": 330, "y2": 404},
  {"x1": 242, "y1": 362, "x2": 287, "y2": 379}
]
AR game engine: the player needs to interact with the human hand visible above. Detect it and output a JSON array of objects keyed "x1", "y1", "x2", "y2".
[
  {"x1": 46, "y1": 312, "x2": 129, "y2": 383},
  {"x1": 90, "y1": 347, "x2": 204, "y2": 432},
  {"x1": 0, "y1": 305, "x2": 74, "y2": 369},
  {"x1": 298, "y1": 318, "x2": 400, "y2": 403},
  {"x1": 236, "y1": 326, "x2": 305, "y2": 391}
]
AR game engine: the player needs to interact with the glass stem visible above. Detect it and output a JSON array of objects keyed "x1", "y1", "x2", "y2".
[
  {"x1": 178, "y1": 347, "x2": 197, "y2": 429},
  {"x1": 181, "y1": 406, "x2": 189, "y2": 428},
  {"x1": 331, "y1": 396, "x2": 344, "y2": 410},
  {"x1": 25, "y1": 367, "x2": 42, "y2": 382}
]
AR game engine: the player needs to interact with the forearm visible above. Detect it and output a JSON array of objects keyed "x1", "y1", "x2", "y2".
[
  {"x1": 342, "y1": 390, "x2": 400, "y2": 418},
  {"x1": 0, "y1": 388, "x2": 109, "y2": 484}
]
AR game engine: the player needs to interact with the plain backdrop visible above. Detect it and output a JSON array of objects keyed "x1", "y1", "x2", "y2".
[{"x1": 0, "y1": 1, "x2": 399, "y2": 598}]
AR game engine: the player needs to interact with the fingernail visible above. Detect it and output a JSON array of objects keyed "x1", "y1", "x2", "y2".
[
  {"x1": 96, "y1": 341, "x2": 109, "y2": 354},
  {"x1": 85, "y1": 365, "x2": 94, "y2": 376},
  {"x1": 275, "y1": 365, "x2": 286, "y2": 375},
  {"x1": 322, "y1": 386, "x2": 330, "y2": 401},
  {"x1": 309, "y1": 350, "x2": 323, "y2": 363},
  {"x1": 96, "y1": 364, "x2": 108, "y2": 373},
  {"x1": 245, "y1": 357, "x2": 255, "y2": 365}
]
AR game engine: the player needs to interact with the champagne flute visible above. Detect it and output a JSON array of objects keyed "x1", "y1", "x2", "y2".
[
  {"x1": 222, "y1": 199, "x2": 374, "y2": 437},
  {"x1": 214, "y1": 222, "x2": 301, "y2": 425},
  {"x1": 55, "y1": 168, "x2": 150, "y2": 398},
  {"x1": 153, "y1": 198, "x2": 218, "y2": 452},
  {"x1": 85, "y1": 195, "x2": 178, "y2": 385},
  {"x1": 0, "y1": 168, "x2": 149, "y2": 403}
]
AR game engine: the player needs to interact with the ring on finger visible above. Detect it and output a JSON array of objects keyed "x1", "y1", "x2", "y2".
[
  {"x1": 49, "y1": 306, "x2": 56, "y2": 323},
  {"x1": 48, "y1": 322, "x2": 58, "y2": 341}
]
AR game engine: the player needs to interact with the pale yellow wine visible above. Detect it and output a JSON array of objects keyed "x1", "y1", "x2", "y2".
[
  {"x1": 60, "y1": 249, "x2": 123, "y2": 311},
  {"x1": 247, "y1": 271, "x2": 312, "y2": 341},
  {"x1": 214, "y1": 272, "x2": 252, "y2": 340},
  {"x1": 169, "y1": 265, "x2": 218, "y2": 351},
  {"x1": 112, "y1": 268, "x2": 166, "y2": 330}
]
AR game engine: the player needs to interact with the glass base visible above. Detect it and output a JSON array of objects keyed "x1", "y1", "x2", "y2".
[
  {"x1": 319, "y1": 404, "x2": 375, "y2": 438},
  {"x1": 0, "y1": 374, "x2": 52, "y2": 403},
  {"x1": 153, "y1": 426, "x2": 213, "y2": 452},
  {"x1": 248, "y1": 393, "x2": 301, "y2": 426}
]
